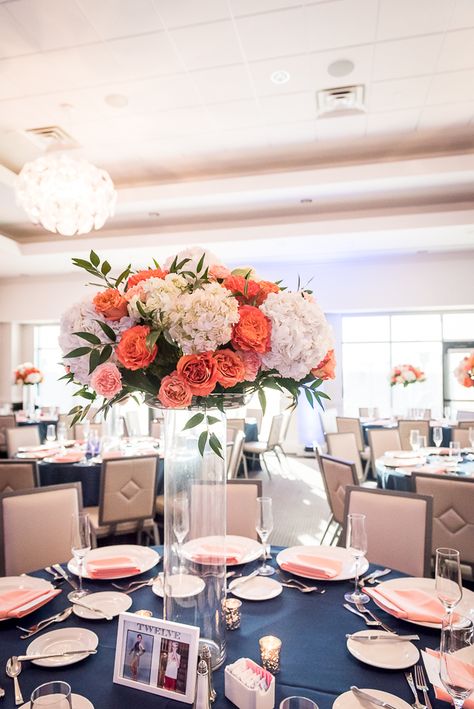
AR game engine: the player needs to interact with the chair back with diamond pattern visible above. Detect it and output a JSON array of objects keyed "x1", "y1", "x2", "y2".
[
  {"x1": 0, "y1": 460, "x2": 38, "y2": 493},
  {"x1": 317, "y1": 453, "x2": 359, "y2": 526},
  {"x1": 98, "y1": 456, "x2": 158, "y2": 526}
]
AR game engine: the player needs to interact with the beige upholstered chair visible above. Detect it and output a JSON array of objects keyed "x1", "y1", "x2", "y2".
[
  {"x1": 458, "y1": 420, "x2": 474, "y2": 430},
  {"x1": 150, "y1": 420, "x2": 162, "y2": 439},
  {"x1": 335, "y1": 417, "x2": 371, "y2": 478},
  {"x1": 327, "y1": 432, "x2": 364, "y2": 482},
  {"x1": 343, "y1": 486, "x2": 433, "y2": 577},
  {"x1": 227, "y1": 430, "x2": 246, "y2": 480},
  {"x1": 243, "y1": 412, "x2": 289, "y2": 479},
  {"x1": 5, "y1": 425, "x2": 40, "y2": 457},
  {"x1": 57, "y1": 413, "x2": 76, "y2": 439},
  {"x1": 413, "y1": 473, "x2": 474, "y2": 572},
  {"x1": 0, "y1": 460, "x2": 38, "y2": 493},
  {"x1": 0, "y1": 415, "x2": 16, "y2": 454},
  {"x1": 367, "y1": 428, "x2": 401, "y2": 475},
  {"x1": 227, "y1": 419, "x2": 245, "y2": 436},
  {"x1": 246, "y1": 408, "x2": 263, "y2": 431},
  {"x1": 227, "y1": 479, "x2": 263, "y2": 539},
  {"x1": 398, "y1": 420, "x2": 430, "y2": 451},
  {"x1": 359, "y1": 408, "x2": 380, "y2": 418},
  {"x1": 320, "y1": 407, "x2": 338, "y2": 434},
  {"x1": 85, "y1": 456, "x2": 159, "y2": 547},
  {"x1": 451, "y1": 428, "x2": 470, "y2": 447},
  {"x1": 316, "y1": 453, "x2": 359, "y2": 544},
  {"x1": 0, "y1": 483, "x2": 82, "y2": 575},
  {"x1": 74, "y1": 422, "x2": 103, "y2": 439}
]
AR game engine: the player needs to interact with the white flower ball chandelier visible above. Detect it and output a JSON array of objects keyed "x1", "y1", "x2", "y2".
[{"x1": 16, "y1": 153, "x2": 117, "y2": 237}]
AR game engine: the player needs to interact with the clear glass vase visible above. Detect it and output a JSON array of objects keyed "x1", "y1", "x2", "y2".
[
  {"x1": 22, "y1": 384, "x2": 36, "y2": 420},
  {"x1": 162, "y1": 407, "x2": 227, "y2": 669}
]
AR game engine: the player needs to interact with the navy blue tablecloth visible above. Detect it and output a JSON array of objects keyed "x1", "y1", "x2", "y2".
[
  {"x1": 376, "y1": 456, "x2": 474, "y2": 491},
  {"x1": 0, "y1": 548, "x2": 443, "y2": 709}
]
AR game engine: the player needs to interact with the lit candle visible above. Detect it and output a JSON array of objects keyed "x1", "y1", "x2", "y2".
[
  {"x1": 259, "y1": 635, "x2": 282, "y2": 674},
  {"x1": 223, "y1": 598, "x2": 242, "y2": 630}
]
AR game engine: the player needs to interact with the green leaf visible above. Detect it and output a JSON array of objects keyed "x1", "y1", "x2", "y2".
[
  {"x1": 183, "y1": 413, "x2": 205, "y2": 430},
  {"x1": 72, "y1": 331, "x2": 102, "y2": 345},
  {"x1": 196, "y1": 252, "x2": 205, "y2": 273},
  {"x1": 81, "y1": 391, "x2": 96, "y2": 401},
  {"x1": 315, "y1": 391, "x2": 330, "y2": 400},
  {"x1": 152, "y1": 258, "x2": 161, "y2": 269},
  {"x1": 94, "y1": 319, "x2": 116, "y2": 341},
  {"x1": 198, "y1": 430, "x2": 208, "y2": 456},
  {"x1": 99, "y1": 344, "x2": 113, "y2": 364},
  {"x1": 258, "y1": 388, "x2": 267, "y2": 415},
  {"x1": 146, "y1": 330, "x2": 160, "y2": 353},
  {"x1": 209, "y1": 432, "x2": 224, "y2": 459},
  {"x1": 90, "y1": 250, "x2": 100, "y2": 267},
  {"x1": 72, "y1": 258, "x2": 95, "y2": 270},
  {"x1": 64, "y1": 346, "x2": 91, "y2": 358},
  {"x1": 206, "y1": 415, "x2": 220, "y2": 425},
  {"x1": 101, "y1": 261, "x2": 111, "y2": 276},
  {"x1": 115, "y1": 266, "x2": 131, "y2": 288},
  {"x1": 68, "y1": 405, "x2": 82, "y2": 415},
  {"x1": 136, "y1": 301, "x2": 148, "y2": 319},
  {"x1": 89, "y1": 348, "x2": 101, "y2": 374},
  {"x1": 304, "y1": 387, "x2": 315, "y2": 408}
]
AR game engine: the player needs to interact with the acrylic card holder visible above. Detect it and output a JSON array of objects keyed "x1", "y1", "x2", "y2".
[{"x1": 225, "y1": 658, "x2": 275, "y2": 709}]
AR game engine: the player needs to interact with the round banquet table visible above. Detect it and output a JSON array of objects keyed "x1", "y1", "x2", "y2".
[
  {"x1": 362, "y1": 421, "x2": 453, "y2": 447},
  {"x1": 0, "y1": 548, "x2": 443, "y2": 709},
  {"x1": 375, "y1": 453, "x2": 474, "y2": 491}
]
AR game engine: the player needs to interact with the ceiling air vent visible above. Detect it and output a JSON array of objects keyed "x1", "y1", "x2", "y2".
[
  {"x1": 316, "y1": 85, "x2": 365, "y2": 118},
  {"x1": 23, "y1": 126, "x2": 80, "y2": 150}
]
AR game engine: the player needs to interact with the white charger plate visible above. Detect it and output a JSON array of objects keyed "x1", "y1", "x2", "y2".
[
  {"x1": 0, "y1": 576, "x2": 55, "y2": 622},
  {"x1": 27, "y1": 627, "x2": 99, "y2": 667},
  {"x1": 182, "y1": 535, "x2": 262, "y2": 566},
  {"x1": 152, "y1": 573, "x2": 205, "y2": 599},
  {"x1": 228, "y1": 575, "x2": 282, "y2": 601},
  {"x1": 346, "y1": 630, "x2": 419, "y2": 670},
  {"x1": 19, "y1": 694, "x2": 94, "y2": 709},
  {"x1": 68, "y1": 545, "x2": 160, "y2": 580},
  {"x1": 276, "y1": 546, "x2": 369, "y2": 581},
  {"x1": 72, "y1": 592, "x2": 132, "y2": 620},
  {"x1": 333, "y1": 689, "x2": 411, "y2": 709}
]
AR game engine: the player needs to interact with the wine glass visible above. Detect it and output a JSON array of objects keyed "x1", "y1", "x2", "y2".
[
  {"x1": 173, "y1": 493, "x2": 189, "y2": 572},
  {"x1": 344, "y1": 513, "x2": 369, "y2": 604},
  {"x1": 68, "y1": 513, "x2": 91, "y2": 602},
  {"x1": 436, "y1": 547, "x2": 463, "y2": 615},
  {"x1": 256, "y1": 497, "x2": 275, "y2": 576},
  {"x1": 440, "y1": 615, "x2": 474, "y2": 709},
  {"x1": 31, "y1": 681, "x2": 72, "y2": 709},
  {"x1": 433, "y1": 426, "x2": 443, "y2": 449},
  {"x1": 45, "y1": 424, "x2": 56, "y2": 445},
  {"x1": 449, "y1": 441, "x2": 462, "y2": 467},
  {"x1": 410, "y1": 429, "x2": 420, "y2": 452}
]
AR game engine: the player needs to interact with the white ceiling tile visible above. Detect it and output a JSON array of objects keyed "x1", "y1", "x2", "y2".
[
  {"x1": 450, "y1": 0, "x2": 474, "y2": 29},
  {"x1": 0, "y1": 6, "x2": 40, "y2": 57},
  {"x1": 207, "y1": 98, "x2": 261, "y2": 129},
  {"x1": 308, "y1": 44, "x2": 373, "y2": 89},
  {"x1": 0, "y1": 53, "x2": 55, "y2": 100},
  {"x1": 76, "y1": 0, "x2": 162, "y2": 40},
  {"x1": 259, "y1": 92, "x2": 317, "y2": 124},
  {"x1": 125, "y1": 73, "x2": 202, "y2": 112},
  {"x1": 315, "y1": 114, "x2": 367, "y2": 140},
  {"x1": 266, "y1": 120, "x2": 317, "y2": 146},
  {"x1": 191, "y1": 64, "x2": 254, "y2": 104},
  {"x1": 154, "y1": 0, "x2": 230, "y2": 28},
  {"x1": 437, "y1": 29, "x2": 474, "y2": 73},
  {"x1": 147, "y1": 107, "x2": 215, "y2": 137},
  {"x1": 7, "y1": 0, "x2": 100, "y2": 51},
  {"x1": 425, "y1": 69, "x2": 474, "y2": 105},
  {"x1": 304, "y1": 0, "x2": 378, "y2": 52},
  {"x1": 39, "y1": 44, "x2": 124, "y2": 91},
  {"x1": 249, "y1": 55, "x2": 312, "y2": 97},
  {"x1": 369, "y1": 77, "x2": 431, "y2": 112},
  {"x1": 230, "y1": 0, "x2": 308, "y2": 15},
  {"x1": 418, "y1": 102, "x2": 474, "y2": 129},
  {"x1": 235, "y1": 8, "x2": 306, "y2": 61},
  {"x1": 169, "y1": 20, "x2": 242, "y2": 70},
  {"x1": 107, "y1": 31, "x2": 184, "y2": 78},
  {"x1": 366, "y1": 108, "x2": 420, "y2": 135},
  {"x1": 373, "y1": 35, "x2": 443, "y2": 82},
  {"x1": 377, "y1": 0, "x2": 455, "y2": 40},
  {"x1": 217, "y1": 127, "x2": 269, "y2": 149}
]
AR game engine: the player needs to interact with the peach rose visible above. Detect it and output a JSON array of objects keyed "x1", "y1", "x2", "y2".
[
  {"x1": 177, "y1": 352, "x2": 218, "y2": 396},
  {"x1": 116, "y1": 325, "x2": 157, "y2": 370},
  {"x1": 209, "y1": 264, "x2": 231, "y2": 281},
  {"x1": 223, "y1": 275, "x2": 260, "y2": 304},
  {"x1": 231, "y1": 305, "x2": 271, "y2": 354},
  {"x1": 255, "y1": 280, "x2": 280, "y2": 305},
  {"x1": 236, "y1": 350, "x2": 261, "y2": 382},
  {"x1": 93, "y1": 289, "x2": 128, "y2": 321},
  {"x1": 158, "y1": 372, "x2": 193, "y2": 408},
  {"x1": 127, "y1": 268, "x2": 168, "y2": 289},
  {"x1": 213, "y1": 349, "x2": 246, "y2": 388},
  {"x1": 311, "y1": 349, "x2": 336, "y2": 380},
  {"x1": 90, "y1": 362, "x2": 122, "y2": 399}
]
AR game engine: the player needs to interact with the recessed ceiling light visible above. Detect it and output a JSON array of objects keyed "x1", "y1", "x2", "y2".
[
  {"x1": 327, "y1": 59, "x2": 355, "y2": 78},
  {"x1": 148, "y1": 212, "x2": 160, "y2": 217},
  {"x1": 300, "y1": 198, "x2": 313, "y2": 204},
  {"x1": 270, "y1": 69, "x2": 290, "y2": 85},
  {"x1": 105, "y1": 94, "x2": 128, "y2": 108}
]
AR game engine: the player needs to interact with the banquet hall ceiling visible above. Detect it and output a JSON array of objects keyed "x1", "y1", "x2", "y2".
[{"x1": 1, "y1": 0, "x2": 474, "y2": 275}]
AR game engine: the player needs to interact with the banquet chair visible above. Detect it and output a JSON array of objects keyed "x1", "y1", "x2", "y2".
[
  {"x1": 85, "y1": 456, "x2": 159, "y2": 547},
  {"x1": 398, "y1": 419, "x2": 430, "y2": 450},
  {"x1": 124, "y1": 411, "x2": 147, "y2": 437},
  {"x1": 412, "y1": 473, "x2": 474, "y2": 574},
  {"x1": 150, "y1": 420, "x2": 161, "y2": 439},
  {"x1": 335, "y1": 417, "x2": 371, "y2": 478},
  {"x1": 0, "y1": 460, "x2": 38, "y2": 493},
  {"x1": 227, "y1": 479, "x2": 263, "y2": 539},
  {"x1": 343, "y1": 486, "x2": 433, "y2": 577},
  {"x1": 457, "y1": 410, "x2": 474, "y2": 422},
  {"x1": 57, "y1": 413, "x2": 76, "y2": 439},
  {"x1": 243, "y1": 413, "x2": 286, "y2": 479},
  {"x1": 227, "y1": 430, "x2": 246, "y2": 480},
  {"x1": 458, "y1": 420, "x2": 474, "y2": 429},
  {"x1": 5, "y1": 425, "x2": 40, "y2": 457},
  {"x1": 245, "y1": 408, "x2": 263, "y2": 431},
  {"x1": 320, "y1": 407, "x2": 338, "y2": 435},
  {"x1": 0, "y1": 414, "x2": 16, "y2": 454},
  {"x1": 451, "y1": 427, "x2": 470, "y2": 447},
  {"x1": 227, "y1": 418, "x2": 245, "y2": 438},
  {"x1": 0, "y1": 482, "x2": 82, "y2": 575},
  {"x1": 367, "y1": 428, "x2": 401, "y2": 479},
  {"x1": 316, "y1": 453, "x2": 359, "y2": 545},
  {"x1": 74, "y1": 422, "x2": 104, "y2": 439},
  {"x1": 327, "y1": 432, "x2": 364, "y2": 483},
  {"x1": 359, "y1": 408, "x2": 379, "y2": 418}
]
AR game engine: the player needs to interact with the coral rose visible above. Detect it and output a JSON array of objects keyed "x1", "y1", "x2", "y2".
[
  {"x1": 236, "y1": 350, "x2": 261, "y2": 382},
  {"x1": 209, "y1": 264, "x2": 231, "y2": 281},
  {"x1": 93, "y1": 289, "x2": 128, "y2": 321},
  {"x1": 223, "y1": 275, "x2": 260, "y2": 304},
  {"x1": 116, "y1": 325, "x2": 157, "y2": 370},
  {"x1": 213, "y1": 349, "x2": 246, "y2": 388},
  {"x1": 90, "y1": 363, "x2": 122, "y2": 399},
  {"x1": 127, "y1": 268, "x2": 168, "y2": 289},
  {"x1": 177, "y1": 352, "x2": 218, "y2": 396},
  {"x1": 158, "y1": 373, "x2": 193, "y2": 408},
  {"x1": 231, "y1": 305, "x2": 271, "y2": 354},
  {"x1": 311, "y1": 349, "x2": 336, "y2": 380},
  {"x1": 255, "y1": 280, "x2": 280, "y2": 305}
]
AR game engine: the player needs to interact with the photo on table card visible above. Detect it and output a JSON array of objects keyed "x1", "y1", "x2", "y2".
[{"x1": 113, "y1": 611, "x2": 200, "y2": 704}]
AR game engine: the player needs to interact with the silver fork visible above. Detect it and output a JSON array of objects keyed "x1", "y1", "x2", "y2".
[
  {"x1": 354, "y1": 599, "x2": 397, "y2": 633},
  {"x1": 405, "y1": 671, "x2": 427, "y2": 709},
  {"x1": 277, "y1": 571, "x2": 323, "y2": 592},
  {"x1": 414, "y1": 665, "x2": 432, "y2": 709},
  {"x1": 112, "y1": 575, "x2": 159, "y2": 592},
  {"x1": 280, "y1": 582, "x2": 324, "y2": 594},
  {"x1": 343, "y1": 603, "x2": 381, "y2": 626}
]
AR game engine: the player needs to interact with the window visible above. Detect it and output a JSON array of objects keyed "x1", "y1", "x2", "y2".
[{"x1": 34, "y1": 324, "x2": 74, "y2": 413}]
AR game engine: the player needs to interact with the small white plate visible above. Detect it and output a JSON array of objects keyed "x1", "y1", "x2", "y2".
[
  {"x1": 68, "y1": 545, "x2": 160, "y2": 580},
  {"x1": 333, "y1": 689, "x2": 412, "y2": 709},
  {"x1": 276, "y1": 546, "x2": 369, "y2": 581},
  {"x1": 72, "y1": 592, "x2": 132, "y2": 620},
  {"x1": 27, "y1": 628, "x2": 99, "y2": 667},
  {"x1": 0, "y1": 576, "x2": 55, "y2": 622},
  {"x1": 152, "y1": 574, "x2": 205, "y2": 599},
  {"x1": 228, "y1": 576, "x2": 282, "y2": 601},
  {"x1": 19, "y1": 694, "x2": 94, "y2": 709},
  {"x1": 182, "y1": 535, "x2": 262, "y2": 566},
  {"x1": 346, "y1": 630, "x2": 419, "y2": 669}
]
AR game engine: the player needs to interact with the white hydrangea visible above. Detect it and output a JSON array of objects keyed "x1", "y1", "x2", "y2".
[
  {"x1": 164, "y1": 246, "x2": 223, "y2": 275},
  {"x1": 260, "y1": 291, "x2": 333, "y2": 380},
  {"x1": 127, "y1": 273, "x2": 188, "y2": 325},
  {"x1": 167, "y1": 282, "x2": 239, "y2": 354}
]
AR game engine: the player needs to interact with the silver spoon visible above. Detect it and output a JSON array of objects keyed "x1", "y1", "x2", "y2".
[
  {"x1": 6, "y1": 657, "x2": 23, "y2": 706},
  {"x1": 17, "y1": 606, "x2": 73, "y2": 638}
]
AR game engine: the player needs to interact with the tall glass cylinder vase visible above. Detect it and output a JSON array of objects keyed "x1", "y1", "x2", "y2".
[
  {"x1": 162, "y1": 407, "x2": 227, "y2": 669},
  {"x1": 22, "y1": 384, "x2": 36, "y2": 420}
]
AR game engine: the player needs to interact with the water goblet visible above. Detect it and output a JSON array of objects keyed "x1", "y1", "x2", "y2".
[
  {"x1": 344, "y1": 513, "x2": 369, "y2": 604},
  {"x1": 440, "y1": 615, "x2": 474, "y2": 709},
  {"x1": 45, "y1": 424, "x2": 56, "y2": 445},
  {"x1": 31, "y1": 681, "x2": 72, "y2": 708},
  {"x1": 68, "y1": 513, "x2": 91, "y2": 603},
  {"x1": 435, "y1": 547, "x2": 463, "y2": 616},
  {"x1": 449, "y1": 441, "x2": 462, "y2": 467},
  {"x1": 256, "y1": 497, "x2": 275, "y2": 576},
  {"x1": 410, "y1": 429, "x2": 420, "y2": 452}
]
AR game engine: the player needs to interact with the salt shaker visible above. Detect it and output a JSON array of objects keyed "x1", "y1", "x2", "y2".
[
  {"x1": 193, "y1": 659, "x2": 211, "y2": 709},
  {"x1": 200, "y1": 644, "x2": 216, "y2": 703}
]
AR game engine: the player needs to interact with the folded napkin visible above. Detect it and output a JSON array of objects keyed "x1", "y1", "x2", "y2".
[
  {"x1": 0, "y1": 588, "x2": 61, "y2": 619},
  {"x1": 101, "y1": 451, "x2": 124, "y2": 459},
  {"x1": 363, "y1": 586, "x2": 447, "y2": 623},
  {"x1": 426, "y1": 649, "x2": 474, "y2": 709},
  {"x1": 191, "y1": 544, "x2": 243, "y2": 565},
  {"x1": 280, "y1": 554, "x2": 343, "y2": 579},
  {"x1": 415, "y1": 464, "x2": 448, "y2": 474},
  {"x1": 86, "y1": 556, "x2": 141, "y2": 578},
  {"x1": 51, "y1": 451, "x2": 84, "y2": 463}
]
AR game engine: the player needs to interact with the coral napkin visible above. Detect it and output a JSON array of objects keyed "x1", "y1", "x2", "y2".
[
  {"x1": 0, "y1": 588, "x2": 61, "y2": 619},
  {"x1": 363, "y1": 586, "x2": 447, "y2": 623},
  {"x1": 425, "y1": 649, "x2": 474, "y2": 708},
  {"x1": 280, "y1": 554, "x2": 343, "y2": 579},
  {"x1": 191, "y1": 544, "x2": 243, "y2": 565},
  {"x1": 51, "y1": 451, "x2": 84, "y2": 463},
  {"x1": 86, "y1": 556, "x2": 141, "y2": 578},
  {"x1": 415, "y1": 464, "x2": 447, "y2": 474}
]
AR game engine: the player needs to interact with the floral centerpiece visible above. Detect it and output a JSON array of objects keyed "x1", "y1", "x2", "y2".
[
  {"x1": 14, "y1": 362, "x2": 43, "y2": 385},
  {"x1": 454, "y1": 353, "x2": 474, "y2": 388},
  {"x1": 390, "y1": 364, "x2": 426, "y2": 387}
]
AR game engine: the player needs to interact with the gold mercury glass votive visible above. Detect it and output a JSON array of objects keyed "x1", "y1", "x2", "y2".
[
  {"x1": 223, "y1": 598, "x2": 242, "y2": 630},
  {"x1": 134, "y1": 610, "x2": 153, "y2": 617},
  {"x1": 259, "y1": 635, "x2": 282, "y2": 674}
]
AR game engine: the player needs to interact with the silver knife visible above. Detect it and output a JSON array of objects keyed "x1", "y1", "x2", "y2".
[
  {"x1": 17, "y1": 650, "x2": 97, "y2": 662},
  {"x1": 53, "y1": 564, "x2": 79, "y2": 591},
  {"x1": 227, "y1": 569, "x2": 260, "y2": 593},
  {"x1": 346, "y1": 634, "x2": 419, "y2": 642},
  {"x1": 351, "y1": 686, "x2": 399, "y2": 709},
  {"x1": 360, "y1": 568, "x2": 391, "y2": 585},
  {"x1": 72, "y1": 600, "x2": 112, "y2": 620}
]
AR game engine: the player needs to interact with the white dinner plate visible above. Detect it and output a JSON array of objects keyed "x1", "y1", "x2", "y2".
[
  {"x1": 379, "y1": 456, "x2": 425, "y2": 468},
  {"x1": 333, "y1": 689, "x2": 411, "y2": 709},
  {"x1": 384, "y1": 450, "x2": 423, "y2": 459},
  {"x1": 72, "y1": 592, "x2": 132, "y2": 620},
  {"x1": 346, "y1": 630, "x2": 419, "y2": 670},
  {"x1": 0, "y1": 576, "x2": 55, "y2": 622},
  {"x1": 19, "y1": 694, "x2": 94, "y2": 709},
  {"x1": 152, "y1": 573, "x2": 205, "y2": 599},
  {"x1": 371, "y1": 577, "x2": 474, "y2": 629},
  {"x1": 182, "y1": 535, "x2": 262, "y2": 567},
  {"x1": 27, "y1": 627, "x2": 99, "y2": 667},
  {"x1": 276, "y1": 546, "x2": 369, "y2": 581},
  {"x1": 228, "y1": 576, "x2": 282, "y2": 601},
  {"x1": 68, "y1": 545, "x2": 160, "y2": 580}
]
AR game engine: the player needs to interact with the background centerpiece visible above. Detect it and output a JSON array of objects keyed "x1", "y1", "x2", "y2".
[
  {"x1": 454, "y1": 353, "x2": 474, "y2": 389},
  {"x1": 390, "y1": 363, "x2": 426, "y2": 418},
  {"x1": 14, "y1": 362, "x2": 43, "y2": 419},
  {"x1": 58, "y1": 246, "x2": 334, "y2": 668}
]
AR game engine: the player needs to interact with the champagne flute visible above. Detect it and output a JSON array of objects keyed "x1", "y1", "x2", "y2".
[
  {"x1": 45, "y1": 424, "x2": 56, "y2": 445},
  {"x1": 436, "y1": 547, "x2": 463, "y2": 615},
  {"x1": 440, "y1": 615, "x2": 474, "y2": 709},
  {"x1": 256, "y1": 497, "x2": 275, "y2": 576},
  {"x1": 410, "y1": 429, "x2": 420, "y2": 452},
  {"x1": 433, "y1": 426, "x2": 443, "y2": 449},
  {"x1": 31, "y1": 681, "x2": 72, "y2": 709},
  {"x1": 68, "y1": 513, "x2": 91, "y2": 602},
  {"x1": 450, "y1": 441, "x2": 462, "y2": 467},
  {"x1": 344, "y1": 513, "x2": 369, "y2": 604},
  {"x1": 173, "y1": 493, "x2": 189, "y2": 573}
]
